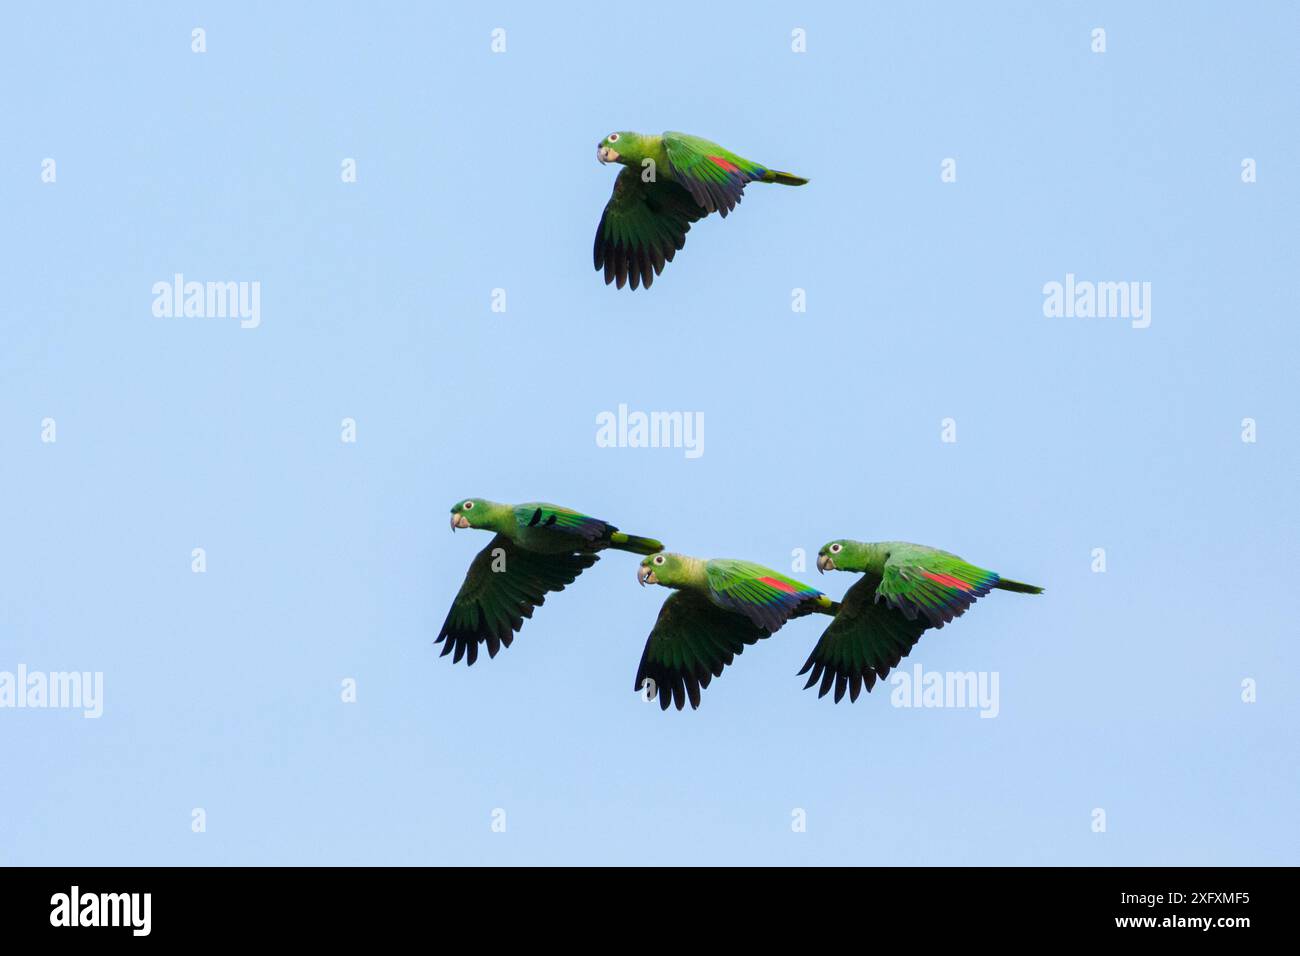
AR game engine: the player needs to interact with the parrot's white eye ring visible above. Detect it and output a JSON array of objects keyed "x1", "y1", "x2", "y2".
[
  {"x1": 652, "y1": 554, "x2": 666, "y2": 566},
  {"x1": 829, "y1": 543, "x2": 842, "y2": 554},
  {"x1": 607, "y1": 133, "x2": 619, "y2": 142},
  {"x1": 463, "y1": 501, "x2": 474, "y2": 510}
]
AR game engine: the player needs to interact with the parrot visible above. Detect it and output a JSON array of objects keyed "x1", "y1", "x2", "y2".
[
  {"x1": 594, "y1": 130, "x2": 808, "y2": 290},
  {"x1": 804, "y1": 540, "x2": 1044, "y2": 703},
  {"x1": 633, "y1": 552, "x2": 836, "y2": 710},
  {"x1": 439, "y1": 498, "x2": 663, "y2": 665}
]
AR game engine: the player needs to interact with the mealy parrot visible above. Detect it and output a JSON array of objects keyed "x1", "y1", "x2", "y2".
[
  {"x1": 633, "y1": 552, "x2": 837, "y2": 710},
  {"x1": 439, "y1": 498, "x2": 663, "y2": 665},
  {"x1": 594, "y1": 130, "x2": 808, "y2": 290},
  {"x1": 804, "y1": 540, "x2": 1044, "y2": 703}
]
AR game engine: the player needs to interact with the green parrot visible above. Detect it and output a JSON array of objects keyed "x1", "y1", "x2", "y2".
[
  {"x1": 594, "y1": 130, "x2": 808, "y2": 290},
  {"x1": 439, "y1": 498, "x2": 663, "y2": 665},
  {"x1": 633, "y1": 552, "x2": 837, "y2": 710},
  {"x1": 804, "y1": 540, "x2": 1044, "y2": 703}
]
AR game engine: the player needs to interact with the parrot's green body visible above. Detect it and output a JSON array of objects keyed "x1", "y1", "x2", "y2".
[
  {"x1": 631, "y1": 541, "x2": 1043, "y2": 710},
  {"x1": 594, "y1": 130, "x2": 808, "y2": 290},
  {"x1": 438, "y1": 498, "x2": 662, "y2": 665},
  {"x1": 634, "y1": 552, "x2": 834, "y2": 710},
  {"x1": 805, "y1": 539, "x2": 1044, "y2": 703},
  {"x1": 436, "y1": 499, "x2": 1044, "y2": 709}
]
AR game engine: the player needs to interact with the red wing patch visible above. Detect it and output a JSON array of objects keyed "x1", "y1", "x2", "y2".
[
  {"x1": 922, "y1": 571, "x2": 975, "y2": 592},
  {"x1": 707, "y1": 155, "x2": 741, "y2": 173},
  {"x1": 757, "y1": 576, "x2": 799, "y2": 594}
]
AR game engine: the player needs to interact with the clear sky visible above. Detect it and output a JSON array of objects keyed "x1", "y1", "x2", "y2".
[{"x1": 1, "y1": 2, "x2": 1296, "y2": 865}]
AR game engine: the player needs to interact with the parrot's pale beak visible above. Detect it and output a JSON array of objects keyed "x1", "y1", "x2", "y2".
[
  {"x1": 451, "y1": 513, "x2": 471, "y2": 531},
  {"x1": 816, "y1": 554, "x2": 833, "y2": 573},
  {"x1": 597, "y1": 146, "x2": 620, "y2": 164},
  {"x1": 638, "y1": 566, "x2": 657, "y2": 587}
]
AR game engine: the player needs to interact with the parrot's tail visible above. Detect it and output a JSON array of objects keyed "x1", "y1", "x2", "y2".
[
  {"x1": 995, "y1": 577, "x2": 1044, "y2": 594},
  {"x1": 761, "y1": 169, "x2": 809, "y2": 186},
  {"x1": 794, "y1": 595, "x2": 840, "y2": 618},
  {"x1": 608, "y1": 532, "x2": 664, "y2": 555}
]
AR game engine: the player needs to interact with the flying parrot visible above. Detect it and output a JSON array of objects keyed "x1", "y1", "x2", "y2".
[
  {"x1": 633, "y1": 552, "x2": 836, "y2": 710},
  {"x1": 804, "y1": 540, "x2": 1044, "y2": 703},
  {"x1": 439, "y1": 498, "x2": 663, "y2": 665},
  {"x1": 594, "y1": 130, "x2": 808, "y2": 290}
]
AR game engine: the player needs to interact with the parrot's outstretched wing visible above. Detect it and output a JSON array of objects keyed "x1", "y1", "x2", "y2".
[
  {"x1": 437, "y1": 535, "x2": 598, "y2": 665},
  {"x1": 512, "y1": 502, "x2": 612, "y2": 547},
  {"x1": 705, "y1": 559, "x2": 828, "y2": 633},
  {"x1": 594, "y1": 167, "x2": 706, "y2": 290},
  {"x1": 798, "y1": 573, "x2": 930, "y2": 702},
  {"x1": 634, "y1": 589, "x2": 770, "y2": 711},
  {"x1": 875, "y1": 549, "x2": 999, "y2": 628},
  {"x1": 662, "y1": 131, "x2": 768, "y2": 217}
]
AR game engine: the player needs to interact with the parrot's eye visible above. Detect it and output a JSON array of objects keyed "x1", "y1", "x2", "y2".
[
  {"x1": 463, "y1": 501, "x2": 474, "y2": 510},
  {"x1": 652, "y1": 555, "x2": 665, "y2": 566},
  {"x1": 829, "y1": 543, "x2": 842, "y2": 554},
  {"x1": 607, "y1": 133, "x2": 619, "y2": 143}
]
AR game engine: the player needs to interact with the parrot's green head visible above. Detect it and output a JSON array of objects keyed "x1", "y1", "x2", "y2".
[
  {"x1": 637, "y1": 551, "x2": 691, "y2": 589},
  {"x1": 597, "y1": 131, "x2": 646, "y2": 167},
  {"x1": 816, "y1": 539, "x2": 871, "y2": 574},
  {"x1": 450, "y1": 497, "x2": 495, "y2": 531}
]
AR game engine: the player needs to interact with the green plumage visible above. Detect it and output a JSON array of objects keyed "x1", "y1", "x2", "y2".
[
  {"x1": 594, "y1": 130, "x2": 808, "y2": 290},
  {"x1": 634, "y1": 552, "x2": 833, "y2": 710},
  {"x1": 804, "y1": 540, "x2": 1044, "y2": 703},
  {"x1": 799, "y1": 576, "x2": 930, "y2": 703},
  {"x1": 438, "y1": 498, "x2": 663, "y2": 665},
  {"x1": 634, "y1": 590, "x2": 768, "y2": 711},
  {"x1": 438, "y1": 504, "x2": 1043, "y2": 709}
]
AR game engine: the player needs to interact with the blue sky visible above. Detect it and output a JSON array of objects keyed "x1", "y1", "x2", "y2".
[{"x1": 1, "y1": 2, "x2": 1296, "y2": 865}]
